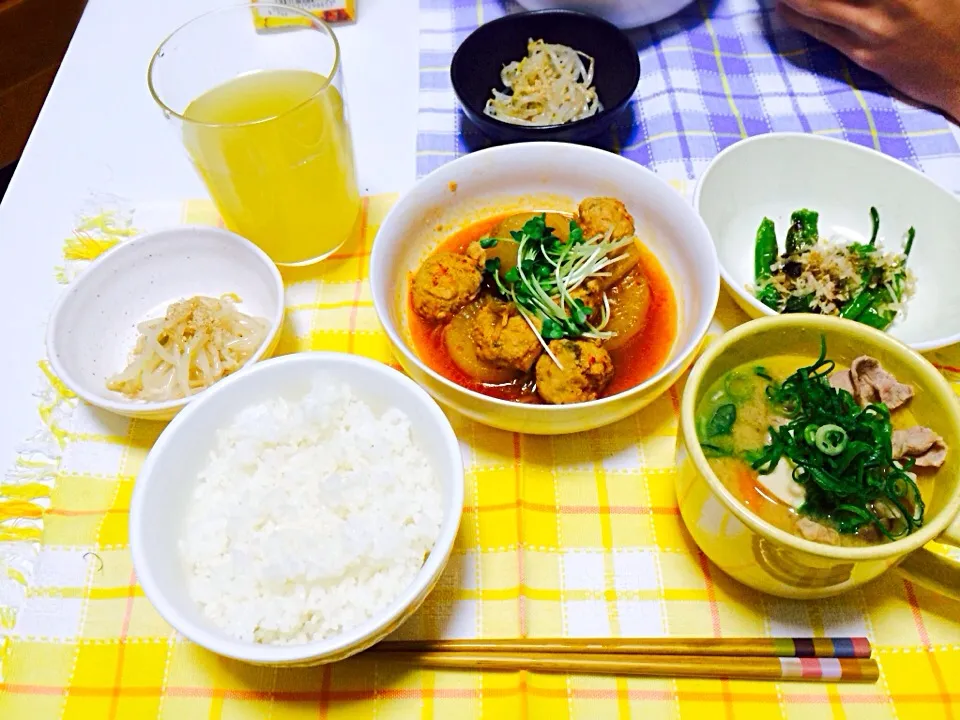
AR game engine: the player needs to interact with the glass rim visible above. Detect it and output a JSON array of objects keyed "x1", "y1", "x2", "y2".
[{"x1": 147, "y1": 2, "x2": 341, "y2": 128}]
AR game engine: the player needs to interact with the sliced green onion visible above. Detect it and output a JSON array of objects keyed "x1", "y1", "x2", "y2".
[
  {"x1": 814, "y1": 424, "x2": 847, "y2": 456},
  {"x1": 724, "y1": 372, "x2": 754, "y2": 402},
  {"x1": 745, "y1": 337, "x2": 925, "y2": 538},
  {"x1": 753, "y1": 366, "x2": 774, "y2": 382}
]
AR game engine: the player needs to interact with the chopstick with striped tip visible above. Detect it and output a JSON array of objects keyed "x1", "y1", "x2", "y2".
[
  {"x1": 375, "y1": 651, "x2": 879, "y2": 683},
  {"x1": 377, "y1": 637, "x2": 873, "y2": 659}
]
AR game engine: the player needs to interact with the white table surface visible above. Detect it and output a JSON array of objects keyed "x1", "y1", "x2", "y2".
[{"x1": 0, "y1": 0, "x2": 418, "y2": 469}]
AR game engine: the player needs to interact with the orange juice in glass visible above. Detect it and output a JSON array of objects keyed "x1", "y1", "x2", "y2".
[{"x1": 148, "y1": 3, "x2": 360, "y2": 265}]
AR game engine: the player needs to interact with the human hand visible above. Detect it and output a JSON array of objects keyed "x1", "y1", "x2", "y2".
[{"x1": 776, "y1": 0, "x2": 960, "y2": 122}]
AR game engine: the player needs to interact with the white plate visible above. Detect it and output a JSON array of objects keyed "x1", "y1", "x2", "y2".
[
  {"x1": 695, "y1": 133, "x2": 960, "y2": 352},
  {"x1": 46, "y1": 226, "x2": 285, "y2": 420}
]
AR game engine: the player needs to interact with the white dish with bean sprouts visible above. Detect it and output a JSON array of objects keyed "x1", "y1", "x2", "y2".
[{"x1": 46, "y1": 226, "x2": 284, "y2": 420}]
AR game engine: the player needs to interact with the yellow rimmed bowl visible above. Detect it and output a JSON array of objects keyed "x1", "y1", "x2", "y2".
[{"x1": 677, "y1": 314, "x2": 960, "y2": 599}]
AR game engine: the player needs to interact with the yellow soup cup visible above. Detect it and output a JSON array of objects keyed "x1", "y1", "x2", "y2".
[{"x1": 678, "y1": 314, "x2": 960, "y2": 599}]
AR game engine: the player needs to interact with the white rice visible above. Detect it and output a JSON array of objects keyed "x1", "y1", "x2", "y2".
[{"x1": 179, "y1": 378, "x2": 443, "y2": 645}]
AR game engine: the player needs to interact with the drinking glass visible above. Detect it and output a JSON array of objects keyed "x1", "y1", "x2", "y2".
[{"x1": 148, "y1": 3, "x2": 360, "y2": 266}]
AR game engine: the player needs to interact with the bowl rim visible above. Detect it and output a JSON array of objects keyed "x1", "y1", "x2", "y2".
[
  {"x1": 129, "y1": 351, "x2": 466, "y2": 664},
  {"x1": 370, "y1": 141, "x2": 721, "y2": 415},
  {"x1": 44, "y1": 225, "x2": 285, "y2": 415},
  {"x1": 449, "y1": 8, "x2": 641, "y2": 133},
  {"x1": 680, "y1": 313, "x2": 960, "y2": 561},
  {"x1": 693, "y1": 132, "x2": 960, "y2": 352},
  {"x1": 512, "y1": 0, "x2": 697, "y2": 27}
]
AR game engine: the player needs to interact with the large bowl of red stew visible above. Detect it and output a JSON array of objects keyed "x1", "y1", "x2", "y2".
[{"x1": 370, "y1": 142, "x2": 719, "y2": 434}]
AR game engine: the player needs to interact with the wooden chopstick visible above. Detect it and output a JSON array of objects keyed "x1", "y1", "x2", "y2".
[
  {"x1": 376, "y1": 650, "x2": 879, "y2": 683},
  {"x1": 378, "y1": 637, "x2": 873, "y2": 659}
]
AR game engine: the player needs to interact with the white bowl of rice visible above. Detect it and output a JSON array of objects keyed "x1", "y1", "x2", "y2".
[{"x1": 130, "y1": 352, "x2": 464, "y2": 666}]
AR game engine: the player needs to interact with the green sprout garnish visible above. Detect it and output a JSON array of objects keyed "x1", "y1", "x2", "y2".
[{"x1": 481, "y1": 214, "x2": 634, "y2": 367}]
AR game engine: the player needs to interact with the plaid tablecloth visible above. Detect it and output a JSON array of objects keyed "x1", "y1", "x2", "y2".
[
  {"x1": 417, "y1": 0, "x2": 960, "y2": 185},
  {"x1": 2, "y1": 196, "x2": 960, "y2": 719}
]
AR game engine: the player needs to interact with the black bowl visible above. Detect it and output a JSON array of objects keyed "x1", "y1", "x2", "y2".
[{"x1": 450, "y1": 10, "x2": 640, "y2": 144}]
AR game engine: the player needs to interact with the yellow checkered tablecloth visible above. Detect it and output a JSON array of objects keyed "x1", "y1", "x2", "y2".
[{"x1": 2, "y1": 194, "x2": 960, "y2": 719}]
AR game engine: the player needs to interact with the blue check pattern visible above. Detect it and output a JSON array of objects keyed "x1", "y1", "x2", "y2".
[{"x1": 417, "y1": 0, "x2": 960, "y2": 183}]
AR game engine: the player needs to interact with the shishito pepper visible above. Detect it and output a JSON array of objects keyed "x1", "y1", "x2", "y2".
[{"x1": 785, "y1": 208, "x2": 819, "y2": 255}]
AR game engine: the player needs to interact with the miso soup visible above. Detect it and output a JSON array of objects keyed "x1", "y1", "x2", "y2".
[{"x1": 694, "y1": 343, "x2": 940, "y2": 547}]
